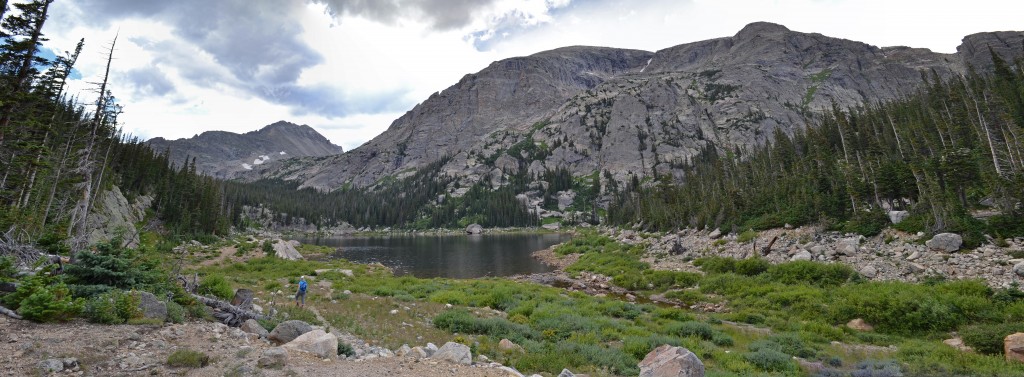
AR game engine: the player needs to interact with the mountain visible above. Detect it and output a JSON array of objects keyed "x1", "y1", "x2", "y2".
[
  {"x1": 254, "y1": 22, "x2": 1024, "y2": 190},
  {"x1": 147, "y1": 121, "x2": 344, "y2": 179}
]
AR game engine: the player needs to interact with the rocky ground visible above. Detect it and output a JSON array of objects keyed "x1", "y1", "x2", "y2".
[
  {"x1": 0, "y1": 314, "x2": 524, "y2": 377},
  {"x1": 626, "y1": 226, "x2": 1024, "y2": 288}
]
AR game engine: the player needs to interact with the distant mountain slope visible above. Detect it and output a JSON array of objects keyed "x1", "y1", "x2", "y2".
[
  {"x1": 255, "y1": 22, "x2": 1024, "y2": 190},
  {"x1": 147, "y1": 121, "x2": 344, "y2": 179}
]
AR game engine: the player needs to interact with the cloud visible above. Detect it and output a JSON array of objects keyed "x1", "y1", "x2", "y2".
[
  {"x1": 68, "y1": 0, "x2": 327, "y2": 108},
  {"x1": 311, "y1": 0, "x2": 499, "y2": 30},
  {"x1": 122, "y1": 66, "x2": 174, "y2": 97}
]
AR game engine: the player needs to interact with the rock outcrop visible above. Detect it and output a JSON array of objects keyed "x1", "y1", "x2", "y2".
[
  {"x1": 134, "y1": 291, "x2": 167, "y2": 321},
  {"x1": 926, "y1": 233, "x2": 963, "y2": 252},
  {"x1": 639, "y1": 345, "x2": 705, "y2": 377},
  {"x1": 84, "y1": 186, "x2": 152, "y2": 248},
  {"x1": 253, "y1": 23, "x2": 1024, "y2": 193}
]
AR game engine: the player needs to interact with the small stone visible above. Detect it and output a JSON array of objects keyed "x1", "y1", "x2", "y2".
[
  {"x1": 847, "y1": 318, "x2": 874, "y2": 332},
  {"x1": 943, "y1": 338, "x2": 974, "y2": 353},
  {"x1": 791, "y1": 250, "x2": 812, "y2": 261},
  {"x1": 906, "y1": 251, "x2": 921, "y2": 261},
  {"x1": 558, "y1": 368, "x2": 576, "y2": 377},
  {"x1": 396, "y1": 344, "x2": 412, "y2": 357},
  {"x1": 390, "y1": 309, "x2": 399, "y2": 315},
  {"x1": 38, "y1": 359, "x2": 64, "y2": 373},
  {"x1": 498, "y1": 338, "x2": 525, "y2": 353},
  {"x1": 708, "y1": 228, "x2": 723, "y2": 239},
  {"x1": 258, "y1": 347, "x2": 288, "y2": 368}
]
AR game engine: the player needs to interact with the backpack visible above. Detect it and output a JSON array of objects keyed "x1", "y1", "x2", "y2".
[{"x1": 299, "y1": 280, "x2": 307, "y2": 292}]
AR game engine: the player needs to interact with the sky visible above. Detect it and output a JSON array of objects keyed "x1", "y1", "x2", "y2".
[{"x1": 37, "y1": 0, "x2": 1024, "y2": 150}]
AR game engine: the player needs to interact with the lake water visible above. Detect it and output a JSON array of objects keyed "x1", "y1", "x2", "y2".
[{"x1": 297, "y1": 233, "x2": 573, "y2": 279}]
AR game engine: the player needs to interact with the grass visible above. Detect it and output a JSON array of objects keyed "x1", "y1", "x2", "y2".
[
  {"x1": 166, "y1": 348, "x2": 210, "y2": 368},
  {"x1": 195, "y1": 234, "x2": 1024, "y2": 377}
]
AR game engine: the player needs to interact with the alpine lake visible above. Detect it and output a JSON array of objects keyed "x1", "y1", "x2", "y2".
[{"x1": 294, "y1": 233, "x2": 573, "y2": 279}]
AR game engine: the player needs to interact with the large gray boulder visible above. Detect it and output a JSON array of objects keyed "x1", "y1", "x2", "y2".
[
  {"x1": 639, "y1": 345, "x2": 705, "y2": 377},
  {"x1": 134, "y1": 291, "x2": 167, "y2": 321},
  {"x1": 268, "y1": 320, "x2": 312, "y2": 345},
  {"x1": 432, "y1": 342, "x2": 472, "y2": 365},
  {"x1": 241, "y1": 319, "x2": 269, "y2": 338},
  {"x1": 888, "y1": 210, "x2": 910, "y2": 224},
  {"x1": 926, "y1": 233, "x2": 963, "y2": 252},
  {"x1": 283, "y1": 329, "x2": 338, "y2": 359},
  {"x1": 466, "y1": 224, "x2": 484, "y2": 235}
]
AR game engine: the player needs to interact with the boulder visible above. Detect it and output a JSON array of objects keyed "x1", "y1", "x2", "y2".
[
  {"x1": 542, "y1": 222, "x2": 561, "y2": 230},
  {"x1": 409, "y1": 346, "x2": 429, "y2": 359},
  {"x1": 846, "y1": 318, "x2": 874, "y2": 332},
  {"x1": 926, "y1": 233, "x2": 962, "y2": 252},
  {"x1": 396, "y1": 344, "x2": 412, "y2": 357},
  {"x1": 835, "y1": 237, "x2": 859, "y2": 255},
  {"x1": 1006, "y1": 333, "x2": 1024, "y2": 363},
  {"x1": 466, "y1": 224, "x2": 483, "y2": 234},
  {"x1": 888, "y1": 210, "x2": 910, "y2": 224},
  {"x1": 241, "y1": 319, "x2": 269, "y2": 338},
  {"x1": 134, "y1": 291, "x2": 167, "y2": 321},
  {"x1": 257, "y1": 347, "x2": 288, "y2": 368},
  {"x1": 432, "y1": 342, "x2": 472, "y2": 365},
  {"x1": 639, "y1": 344, "x2": 705, "y2": 377},
  {"x1": 708, "y1": 228, "x2": 722, "y2": 239},
  {"x1": 859, "y1": 266, "x2": 878, "y2": 279},
  {"x1": 426, "y1": 342, "x2": 439, "y2": 356},
  {"x1": 498, "y1": 338, "x2": 525, "y2": 353},
  {"x1": 283, "y1": 329, "x2": 338, "y2": 359},
  {"x1": 943, "y1": 337, "x2": 974, "y2": 353},
  {"x1": 231, "y1": 289, "x2": 255, "y2": 310},
  {"x1": 272, "y1": 239, "x2": 304, "y2": 260},
  {"x1": 790, "y1": 250, "x2": 812, "y2": 261},
  {"x1": 38, "y1": 359, "x2": 64, "y2": 374},
  {"x1": 1013, "y1": 262, "x2": 1024, "y2": 278},
  {"x1": 268, "y1": 320, "x2": 312, "y2": 344},
  {"x1": 558, "y1": 369, "x2": 576, "y2": 377}
]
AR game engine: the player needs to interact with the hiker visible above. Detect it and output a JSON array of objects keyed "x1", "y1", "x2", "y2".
[{"x1": 295, "y1": 276, "x2": 308, "y2": 307}]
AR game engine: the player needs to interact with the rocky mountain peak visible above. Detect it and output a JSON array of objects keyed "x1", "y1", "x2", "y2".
[
  {"x1": 734, "y1": 21, "x2": 791, "y2": 39},
  {"x1": 254, "y1": 24, "x2": 1024, "y2": 192},
  {"x1": 146, "y1": 121, "x2": 344, "y2": 179}
]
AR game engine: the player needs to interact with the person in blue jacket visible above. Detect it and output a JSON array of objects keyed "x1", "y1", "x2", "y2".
[{"x1": 295, "y1": 276, "x2": 308, "y2": 308}]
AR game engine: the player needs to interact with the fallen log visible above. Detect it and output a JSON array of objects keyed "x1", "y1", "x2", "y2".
[
  {"x1": 0, "y1": 282, "x2": 16, "y2": 293},
  {"x1": 0, "y1": 304, "x2": 22, "y2": 320},
  {"x1": 191, "y1": 294, "x2": 266, "y2": 327}
]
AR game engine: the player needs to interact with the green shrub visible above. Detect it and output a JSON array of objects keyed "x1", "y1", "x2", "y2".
[
  {"x1": 670, "y1": 321, "x2": 714, "y2": 340},
  {"x1": 737, "y1": 230, "x2": 758, "y2": 243},
  {"x1": 693, "y1": 257, "x2": 768, "y2": 276},
  {"x1": 198, "y1": 274, "x2": 234, "y2": 300},
  {"x1": 433, "y1": 309, "x2": 539, "y2": 342},
  {"x1": 19, "y1": 282, "x2": 84, "y2": 322},
  {"x1": 842, "y1": 208, "x2": 890, "y2": 236},
  {"x1": 166, "y1": 349, "x2": 210, "y2": 368},
  {"x1": 961, "y1": 322, "x2": 1024, "y2": 355},
  {"x1": 64, "y1": 241, "x2": 164, "y2": 291},
  {"x1": 338, "y1": 342, "x2": 355, "y2": 357},
  {"x1": 166, "y1": 301, "x2": 185, "y2": 323},
  {"x1": 829, "y1": 280, "x2": 997, "y2": 334},
  {"x1": 765, "y1": 261, "x2": 857, "y2": 287},
  {"x1": 749, "y1": 333, "x2": 817, "y2": 358},
  {"x1": 744, "y1": 348, "x2": 794, "y2": 372},
  {"x1": 84, "y1": 290, "x2": 140, "y2": 324},
  {"x1": 0, "y1": 256, "x2": 16, "y2": 282}
]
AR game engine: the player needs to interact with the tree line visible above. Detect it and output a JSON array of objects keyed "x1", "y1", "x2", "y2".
[
  {"x1": 608, "y1": 50, "x2": 1024, "y2": 247},
  {"x1": 0, "y1": 0, "x2": 228, "y2": 250}
]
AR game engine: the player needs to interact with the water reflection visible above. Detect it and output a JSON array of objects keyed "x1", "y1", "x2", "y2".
[{"x1": 296, "y1": 233, "x2": 572, "y2": 279}]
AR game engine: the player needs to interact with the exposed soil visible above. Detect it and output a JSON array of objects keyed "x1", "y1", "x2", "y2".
[{"x1": 0, "y1": 315, "x2": 519, "y2": 377}]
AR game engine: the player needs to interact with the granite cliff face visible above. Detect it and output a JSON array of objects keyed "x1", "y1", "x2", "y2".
[
  {"x1": 147, "y1": 121, "x2": 344, "y2": 179},
  {"x1": 257, "y1": 22, "x2": 1024, "y2": 190}
]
